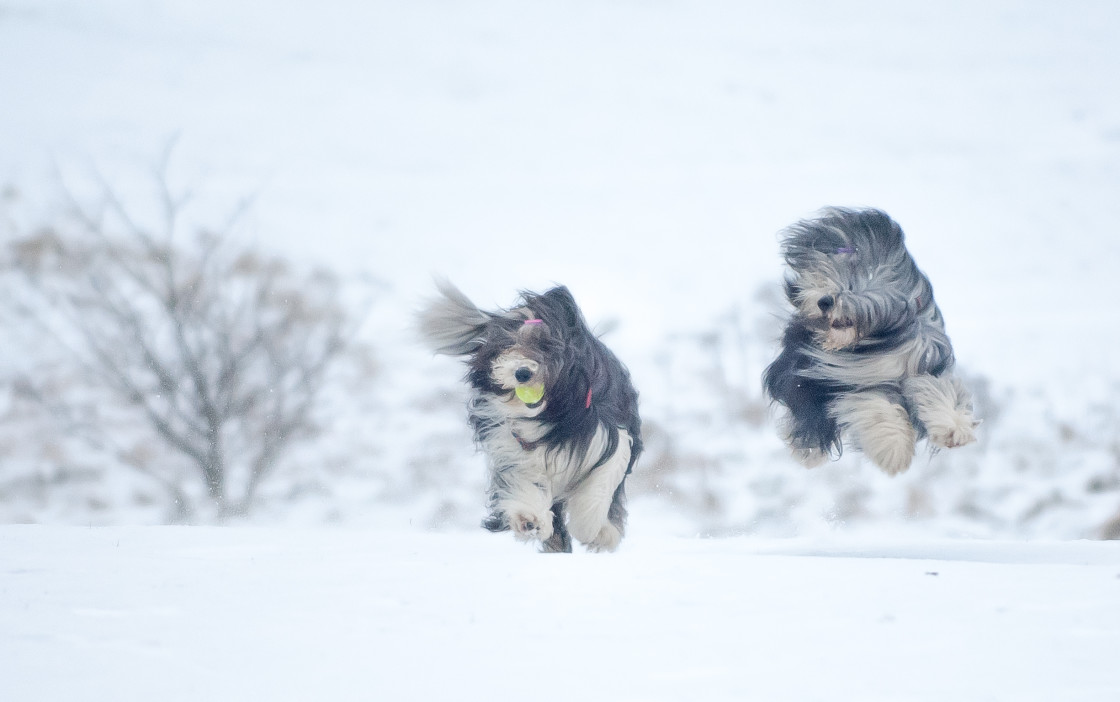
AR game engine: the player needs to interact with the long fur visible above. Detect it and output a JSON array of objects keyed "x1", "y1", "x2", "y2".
[
  {"x1": 418, "y1": 280, "x2": 642, "y2": 552},
  {"x1": 763, "y1": 208, "x2": 978, "y2": 475}
]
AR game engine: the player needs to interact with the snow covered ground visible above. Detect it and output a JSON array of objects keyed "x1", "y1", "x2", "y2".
[
  {"x1": 4, "y1": 4, "x2": 1120, "y2": 699},
  {"x1": 3, "y1": 526, "x2": 1119, "y2": 702},
  {"x1": 2, "y1": 4, "x2": 1120, "y2": 696}
]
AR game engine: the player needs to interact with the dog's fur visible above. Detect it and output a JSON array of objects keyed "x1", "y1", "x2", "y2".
[
  {"x1": 763, "y1": 207, "x2": 978, "y2": 475},
  {"x1": 418, "y1": 281, "x2": 642, "y2": 552}
]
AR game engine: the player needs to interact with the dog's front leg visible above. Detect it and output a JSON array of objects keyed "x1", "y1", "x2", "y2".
[
  {"x1": 831, "y1": 389, "x2": 917, "y2": 475},
  {"x1": 567, "y1": 431, "x2": 633, "y2": 552},
  {"x1": 903, "y1": 374, "x2": 978, "y2": 449},
  {"x1": 493, "y1": 463, "x2": 555, "y2": 544}
]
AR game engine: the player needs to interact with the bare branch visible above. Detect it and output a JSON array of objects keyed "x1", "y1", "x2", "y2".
[{"x1": 2, "y1": 170, "x2": 367, "y2": 519}]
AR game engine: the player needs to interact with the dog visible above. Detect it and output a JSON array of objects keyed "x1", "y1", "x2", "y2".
[
  {"x1": 418, "y1": 281, "x2": 642, "y2": 552},
  {"x1": 763, "y1": 207, "x2": 978, "y2": 475}
]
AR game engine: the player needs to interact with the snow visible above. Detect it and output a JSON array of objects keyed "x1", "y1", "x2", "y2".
[
  {"x1": 3, "y1": 0, "x2": 1119, "y2": 387},
  {"x1": 2, "y1": 526, "x2": 1119, "y2": 701},
  {"x1": 2, "y1": 2, "x2": 1120, "y2": 696},
  {"x1": 2, "y1": 0, "x2": 1119, "y2": 537}
]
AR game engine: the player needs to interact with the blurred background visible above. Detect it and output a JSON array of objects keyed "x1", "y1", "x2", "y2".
[{"x1": 1, "y1": 0, "x2": 1118, "y2": 538}]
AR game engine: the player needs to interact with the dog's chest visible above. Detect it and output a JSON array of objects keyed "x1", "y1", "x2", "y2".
[{"x1": 484, "y1": 418, "x2": 593, "y2": 492}]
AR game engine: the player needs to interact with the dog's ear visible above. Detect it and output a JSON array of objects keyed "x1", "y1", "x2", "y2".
[
  {"x1": 417, "y1": 279, "x2": 490, "y2": 356},
  {"x1": 783, "y1": 277, "x2": 801, "y2": 305},
  {"x1": 541, "y1": 286, "x2": 583, "y2": 330},
  {"x1": 520, "y1": 285, "x2": 585, "y2": 333}
]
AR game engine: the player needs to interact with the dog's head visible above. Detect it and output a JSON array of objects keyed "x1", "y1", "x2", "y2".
[
  {"x1": 474, "y1": 312, "x2": 565, "y2": 410},
  {"x1": 780, "y1": 208, "x2": 927, "y2": 350},
  {"x1": 420, "y1": 282, "x2": 588, "y2": 412},
  {"x1": 422, "y1": 280, "x2": 641, "y2": 475}
]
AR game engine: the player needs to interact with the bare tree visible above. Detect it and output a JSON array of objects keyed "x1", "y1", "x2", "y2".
[{"x1": 2, "y1": 174, "x2": 358, "y2": 520}]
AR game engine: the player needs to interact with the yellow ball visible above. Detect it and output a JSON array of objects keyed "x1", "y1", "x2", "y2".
[{"x1": 515, "y1": 384, "x2": 545, "y2": 405}]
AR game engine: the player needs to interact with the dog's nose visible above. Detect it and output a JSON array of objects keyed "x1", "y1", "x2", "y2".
[
  {"x1": 515, "y1": 367, "x2": 533, "y2": 383},
  {"x1": 817, "y1": 295, "x2": 834, "y2": 313}
]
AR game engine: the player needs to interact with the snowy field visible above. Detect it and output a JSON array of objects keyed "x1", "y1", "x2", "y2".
[
  {"x1": 2, "y1": 2, "x2": 1120, "y2": 698},
  {"x1": 3, "y1": 526, "x2": 1120, "y2": 702}
]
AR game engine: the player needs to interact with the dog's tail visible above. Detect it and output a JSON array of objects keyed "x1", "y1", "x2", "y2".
[{"x1": 417, "y1": 279, "x2": 491, "y2": 356}]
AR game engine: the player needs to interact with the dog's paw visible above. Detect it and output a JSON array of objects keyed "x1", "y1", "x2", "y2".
[
  {"x1": 540, "y1": 526, "x2": 572, "y2": 554},
  {"x1": 509, "y1": 508, "x2": 554, "y2": 543},
  {"x1": 862, "y1": 426, "x2": 916, "y2": 476},
  {"x1": 870, "y1": 446, "x2": 915, "y2": 476},
  {"x1": 927, "y1": 415, "x2": 979, "y2": 449},
  {"x1": 481, "y1": 511, "x2": 510, "y2": 532},
  {"x1": 791, "y1": 447, "x2": 829, "y2": 468},
  {"x1": 585, "y1": 523, "x2": 622, "y2": 553}
]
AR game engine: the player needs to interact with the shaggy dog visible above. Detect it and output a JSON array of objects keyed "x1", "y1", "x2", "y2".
[
  {"x1": 419, "y1": 281, "x2": 642, "y2": 552},
  {"x1": 763, "y1": 207, "x2": 978, "y2": 475}
]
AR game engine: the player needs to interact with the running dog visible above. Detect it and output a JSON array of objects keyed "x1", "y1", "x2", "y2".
[{"x1": 419, "y1": 281, "x2": 642, "y2": 552}]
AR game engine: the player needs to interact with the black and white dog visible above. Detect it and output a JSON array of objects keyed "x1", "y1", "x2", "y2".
[
  {"x1": 419, "y1": 281, "x2": 642, "y2": 552},
  {"x1": 763, "y1": 207, "x2": 978, "y2": 475}
]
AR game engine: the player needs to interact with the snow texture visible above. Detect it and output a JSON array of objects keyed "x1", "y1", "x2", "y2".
[
  {"x1": 2, "y1": 526, "x2": 1119, "y2": 701},
  {"x1": 1, "y1": 6, "x2": 1120, "y2": 696}
]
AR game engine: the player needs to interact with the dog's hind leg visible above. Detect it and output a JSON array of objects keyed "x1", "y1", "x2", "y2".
[
  {"x1": 540, "y1": 500, "x2": 572, "y2": 553},
  {"x1": 481, "y1": 509, "x2": 509, "y2": 532},
  {"x1": 567, "y1": 431, "x2": 632, "y2": 552},
  {"x1": 903, "y1": 374, "x2": 978, "y2": 449},
  {"x1": 832, "y1": 389, "x2": 916, "y2": 475},
  {"x1": 763, "y1": 330, "x2": 842, "y2": 465},
  {"x1": 778, "y1": 416, "x2": 832, "y2": 468}
]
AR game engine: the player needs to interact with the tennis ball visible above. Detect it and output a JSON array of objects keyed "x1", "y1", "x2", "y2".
[{"x1": 515, "y1": 384, "x2": 545, "y2": 405}]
